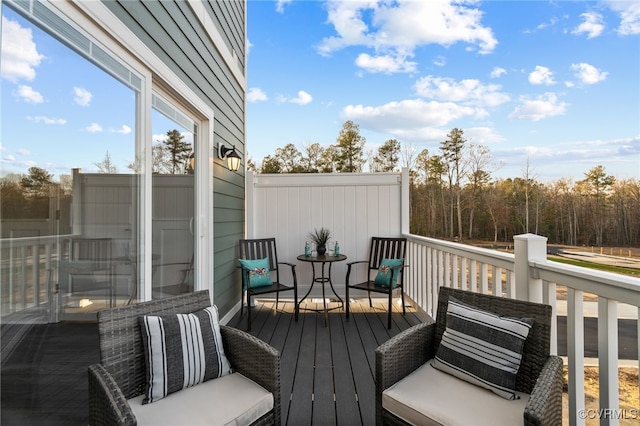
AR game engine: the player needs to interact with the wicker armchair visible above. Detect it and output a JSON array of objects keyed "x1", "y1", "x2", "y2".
[
  {"x1": 88, "y1": 291, "x2": 280, "y2": 426},
  {"x1": 375, "y1": 287, "x2": 563, "y2": 426}
]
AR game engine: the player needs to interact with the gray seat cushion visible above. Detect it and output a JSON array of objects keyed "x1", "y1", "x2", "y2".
[
  {"x1": 129, "y1": 372, "x2": 273, "y2": 425},
  {"x1": 382, "y1": 361, "x2": 530, "y2": 426}
]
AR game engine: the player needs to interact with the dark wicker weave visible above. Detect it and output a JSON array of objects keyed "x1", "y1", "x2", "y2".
[
  {"x1": 375, "y1": 287, "x2": 563, "y2": 426},
  {"x1": 88, "y1": 291, "x2": 280, "y2": 426}
]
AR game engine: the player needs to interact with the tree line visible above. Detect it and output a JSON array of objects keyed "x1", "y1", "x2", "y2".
[
  {"x1": 1, "y1": 130, "x2": 193, "y2": 220},
  {"x1": 249, "y1": 122, "x2": 640, "y2": 247}
]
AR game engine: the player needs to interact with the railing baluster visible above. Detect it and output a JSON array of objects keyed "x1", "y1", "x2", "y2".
[
  {"x1": 598, "y1": 297, "x2": 619, "y2": 426},
  {"x1": 568, "y1": 288, "x2": 585, "y2": 426}
]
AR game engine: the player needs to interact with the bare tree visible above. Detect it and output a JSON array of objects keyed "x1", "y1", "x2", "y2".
[{"x1": 94, "y1": 150, "x2": 118, "y2": 174}]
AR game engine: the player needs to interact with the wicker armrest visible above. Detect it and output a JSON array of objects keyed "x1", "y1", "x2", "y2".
[
  {"x1": 375, "y1": 322, "x2": 435, "y2": 389},
  {"x1": 375, "y1": 322, "x2": 435, "y2": 426},
  {"x1": 220, "y1": 325, "x2": 281, "y2": 423},
  {"x1": 88, "y1": 363, "x2": 136, "y2": 426},
  {"x1": 524, "y1": 355, "x2": 564, "y2": 426}
]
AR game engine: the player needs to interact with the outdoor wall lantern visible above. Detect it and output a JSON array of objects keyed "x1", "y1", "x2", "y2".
[
  {"x1": 218, "y1": 142, "x2": 241, "y2": 172},
  {"x1": 186, "y1": 152, "x2": 195, "y2": 174}
]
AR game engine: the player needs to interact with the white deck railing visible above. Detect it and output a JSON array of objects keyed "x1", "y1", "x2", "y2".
[
  {"x1": 404, "y1": 232, "x2": 640, "y2": 426},
  {"x1": 0, "y1": 235, "x2": 71, "y2": 321}
]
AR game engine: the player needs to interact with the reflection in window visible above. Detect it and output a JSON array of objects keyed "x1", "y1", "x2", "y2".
[
  {"x1": 151, "y1": 106, "x2": 196, "y2": 299},
  {"x1": 1, "y1": 5, "x2": 138, "y2": 320}
]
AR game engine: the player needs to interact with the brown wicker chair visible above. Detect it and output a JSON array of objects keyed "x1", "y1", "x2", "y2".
[
  {"x1": 88, "y1": 291, "x2": 280, "y2": 426},
  {"x1": 375, "y1": 287, "x2": 563, "y2": 426}
]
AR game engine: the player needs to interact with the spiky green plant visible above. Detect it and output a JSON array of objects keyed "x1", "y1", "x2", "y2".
[{"x1": 308, "y1": 227, "x2": 331, "y2": 246}]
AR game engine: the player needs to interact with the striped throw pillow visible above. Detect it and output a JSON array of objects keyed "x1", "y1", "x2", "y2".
[
  {"x1": 432, "y1": 296, "x2": 534, "y2": 400},
  {"x1": 139, "y1": 305, "x2": 232, "y2": 404}
]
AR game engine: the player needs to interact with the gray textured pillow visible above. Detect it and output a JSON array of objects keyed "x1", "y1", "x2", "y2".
[
  {"x1": 139, "y1": 305, "x2": 232, "y2": 404},
  {"x1": 433, "y1": 296, "x2": 533, "y2": 400}
]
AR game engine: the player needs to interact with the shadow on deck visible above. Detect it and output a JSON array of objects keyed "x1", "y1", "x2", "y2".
[{"x1": 1, "y1": 298, "x2": 430, "y2": 426}]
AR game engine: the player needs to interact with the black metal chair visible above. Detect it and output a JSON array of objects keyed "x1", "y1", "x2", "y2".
[
  {"x1": 345, "y1": 237, "x2": 407, "y2": 329},
  {"x1": 239, "y1": 238, "x2": 298, "y2": 331}
]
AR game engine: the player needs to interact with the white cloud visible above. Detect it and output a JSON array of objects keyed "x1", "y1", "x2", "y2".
[
  {"x1": 85, "y1": 123, "x2": 103, "y2": 133},
  {"x1": 509, "y1": 92, "x2": 568, "y2": 121},
  {"x1": 289, "y1": 90, "x2": 313, "y2": 105},
  {"x1": 355, "y1": 53, "x2": 417, "y2": 74},
  {"x1": 528, "y1": 66, "x2": 556, "y2": 85},
  {"x1": 341, "y1": 98, "x2": 476, "y2": 134},
  {"x1": 16, "y1": 85, "x2": 44, "y2": 103},
  {"x1": 112, "y1": 125, "x2": 132, "y2": 134},
  {"x1": 414, "y1": 76, "x2": 510, "y2": 107},
  {"x1": 27, "y1": 115, "x2": 66, "y2": 125},
  {"x1": 0, "y1": 16, "x2": 44, "y2": 83},
  {"x1": 572, "y1": 12, "x2": 605, "y2": 39},
  {"x1": 74, "y1": 87, "x2": 92, "y2": 106},
  {"x1": 433, "y1": 56, "x2": 446, "y2": 67},
  {"x1": 490, "y1": 67, "x2": 506, "y2": 78},
  {"x1": 605, "y1": 0, "x2": 640, "y2": 35},
  {"x1": 318, "y1": 0, "x2": 497, "y2": 74},
  {"x1": 571, "y1": 63, "x2": 608, "y2": 84},
  {"x1": 247, "y1": 87, "x2": 268, "y2": 103},
  {"x1": 275, "y1": 0, "x2": 292, "y2": 14}
]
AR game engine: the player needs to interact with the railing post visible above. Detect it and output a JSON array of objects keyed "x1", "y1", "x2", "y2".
[
  {"x1": 401, "y1": 168, "x2": 409, "y2": 236},
  {"x1": 246, "y1": 170, "x2": 255, "y2": 238},
  {"x1": 513, "y1": 233, "x2": 547, "y2": 303}
]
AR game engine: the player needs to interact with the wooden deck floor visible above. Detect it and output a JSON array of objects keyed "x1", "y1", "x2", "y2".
[
  {"x1": 227, "y1": 298, "x2": 430, "y2": 426},
  {"x1": 1, "y1": 298, "x2": 429, "y2": 426}
]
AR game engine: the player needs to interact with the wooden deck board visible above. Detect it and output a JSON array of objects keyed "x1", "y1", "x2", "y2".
[{"x1": 230, "y1": 297, "x2": 429, "y2": 425}]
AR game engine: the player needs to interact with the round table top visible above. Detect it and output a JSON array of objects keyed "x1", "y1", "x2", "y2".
[{"x1": 297, "y1": 253, "x2": 347, "y2": 262}]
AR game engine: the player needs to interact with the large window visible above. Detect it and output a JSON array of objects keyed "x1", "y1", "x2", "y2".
[{"x1": 0, "y1": 1, "x2": 209, "y2": 321}]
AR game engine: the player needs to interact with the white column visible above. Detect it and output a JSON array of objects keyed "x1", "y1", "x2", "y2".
[
  {"x1": 401, "y1": 168, "x2": 410, "y2": 236},
  {"x1": 513, "y1": 233, "x2": 547, "y2": 302}
]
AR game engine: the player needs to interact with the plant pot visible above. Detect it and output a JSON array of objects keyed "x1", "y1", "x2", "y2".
[{"x1": 317, "y1": 245, "x2": 326, "y2": 255}]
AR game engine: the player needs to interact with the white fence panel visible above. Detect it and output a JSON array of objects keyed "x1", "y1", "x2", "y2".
[{"x1": 247, "y1": 171, "x2": 405, "y2": 298}]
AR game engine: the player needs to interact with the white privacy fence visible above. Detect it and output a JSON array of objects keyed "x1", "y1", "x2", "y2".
[{"x1": 246, "y1": 170, "x2": 406, "y2": 298}]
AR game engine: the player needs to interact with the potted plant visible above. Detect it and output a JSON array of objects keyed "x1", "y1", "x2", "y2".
[{"x1": 308, "y1": 227, "x2": 331, "y2": 255}]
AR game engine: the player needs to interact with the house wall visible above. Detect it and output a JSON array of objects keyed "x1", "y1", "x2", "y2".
[
  {"x1": 102, "y1": 0, "x2": 246, "y2": 316},
  {"x1": 246, "y1": 171, "x2": 405, "y2": 298}
]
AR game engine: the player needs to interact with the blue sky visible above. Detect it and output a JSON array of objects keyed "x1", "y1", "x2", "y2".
[
  {"x1": 246, "y1": 0, "x2": 640, "y2": 181},
  {"x1": 1, "y1": 1, "x2": 638, "y2": 183}
]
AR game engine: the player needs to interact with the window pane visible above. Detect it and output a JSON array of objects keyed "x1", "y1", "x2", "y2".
[
  {"x1": 151, "y1": 106, "x2": 196, "y2": 299},
  {"x1": 1, "y1": 7, "x2": 138, "y2": 320}
]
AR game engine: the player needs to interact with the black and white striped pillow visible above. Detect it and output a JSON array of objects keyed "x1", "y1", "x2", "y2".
[
  {"x1": 433, "y1": 296, "x2": 533, "y2": 400},
  {"x1": 139, "y1": 306, "x2": 232, "y2": 404}
]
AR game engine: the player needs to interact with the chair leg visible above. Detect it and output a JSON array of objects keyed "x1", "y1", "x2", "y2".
[
  {"x1": 294, "y1": 287, "x2": 299, "y2": 321},
  {"x1": 368, "y1": 291, "x2": 373, "y2": 308},
  {"x1": 247, "y1": 293, "x2": 252, "y2": 332},
  {"x1": 276, "y1": 292, "x2": 280, "y2": 311},
  {"x1": 345, "y1": 285, "x2": 350, "y2": 319},
  {"x1": 388, "y1": 288, "x2": 393, "y2": 329},
  {"x1": 401, "y1": 287, "x2": 406, "y2": 315},
  {"x1": 241, "y1": 290, "x2": 245, "y2": 317}
]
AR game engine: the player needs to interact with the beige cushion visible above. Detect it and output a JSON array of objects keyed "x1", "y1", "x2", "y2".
[
  {"x1": 129, "y1": 372, "x2": 273, "y2": 426},
  {"x1": 382, "y1": 361, "x2": 530, "y2": 426}
]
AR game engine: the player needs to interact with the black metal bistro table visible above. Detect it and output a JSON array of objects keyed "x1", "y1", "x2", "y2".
[{"x1": 297, "y1": 253, "x2": 347, "y2": 326}]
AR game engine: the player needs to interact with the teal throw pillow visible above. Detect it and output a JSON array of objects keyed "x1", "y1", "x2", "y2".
[
  {"x1": 238, "y1": 257, "x2": 272, "y2": 289},
  {"x1": 374, "y1": 258, "x2": 404, "y2": 288}
]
